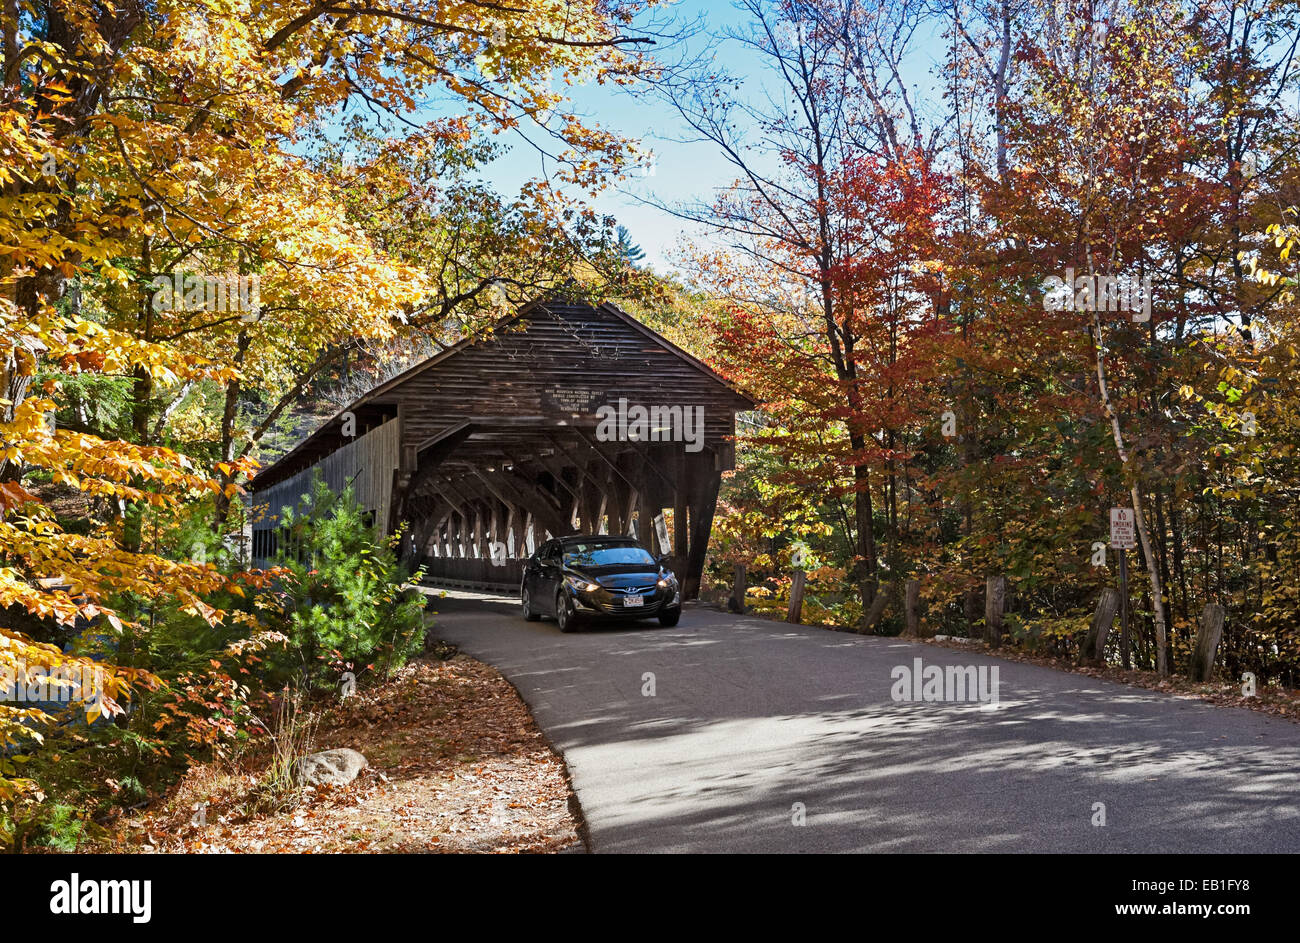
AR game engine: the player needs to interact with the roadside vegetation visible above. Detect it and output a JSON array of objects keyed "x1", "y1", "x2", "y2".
[
  {"x1": 681, "y1": 0, "x2": 1300, "y2": 696},
  {"x1": 6, "y1": 0, "x2": 1300, "y2": 852},
  {"x1": 2, "y1": 479, "x2": 425, "y2": 851},
  {"x1": 1, "y1": 0, "x2": 655, "y2": 851}
]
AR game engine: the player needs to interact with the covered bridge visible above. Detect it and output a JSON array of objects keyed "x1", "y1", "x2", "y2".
[{"x1": 247, "y1": 297, "x2": 755, "y2": 599}]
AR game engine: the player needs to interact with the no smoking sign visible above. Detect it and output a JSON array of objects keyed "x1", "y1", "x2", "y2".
[{"x1": 1110, "y1": 507, "x2": 1136, "y2": 549}]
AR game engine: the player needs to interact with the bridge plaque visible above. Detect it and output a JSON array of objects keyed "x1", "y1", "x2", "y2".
[{"x1": 542, "y1": 385, "x2": 608, "y2": 416}]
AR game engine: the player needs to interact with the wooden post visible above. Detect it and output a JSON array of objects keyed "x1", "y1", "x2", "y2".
[
  {"x1": 985, "y1": 575, "x2": 1006, "y2": 647},
  {"x1": 682, "y1": 449, "x2": 722, "y2": 600},
  {"x1": 729, "y1": 563, "x2": 746, "y2": 614},
  {"x1": 581, "y1": 461, "x2": 605, "y2": 534},
  {"x1": 673, "y1": 451, "x2": 689, "y2": 561},
  {"x1": 634, "y1": 489, "x2": 655, "y2": 548},
  {"x1": 1081, "y1": 587, "x2": 1120, "y2": 665},
  {"x1": 903, "y1": 579, "x2": 921, "y2": 637},
  {"x1": 1189, "y1": 603, "x2": 1227, "y2": 682},
  {"x1": 1119, "y1": 548, "x2": 1131, "y2": 669},
  {"x1": 514, "y1": 505, "x2": 530, "y2": 557},
  {"x1": 860, "y1": 583, "x2": 893, "y2": 633},
  {"x1": 635, "y1": 461, "x2": 659, "y2": 549},
  {"x1": 786, "y1": 569, "x2": 807, "y2": 624},
  {"x1": 653, "y1": 512, "x2": 670, "y2": 557},
  {"x1": 473, "y1": 505, "x2": 486, "y2": 558}
]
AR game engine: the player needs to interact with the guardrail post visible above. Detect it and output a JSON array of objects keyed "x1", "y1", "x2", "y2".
[
  {"x1": 729, "y1": 563, "x2": 747, "y2": 614},
  {"x1": 903, "y1": 579, "x2": 921, "y2": 637},
  {"x1": 786, "y1": 570, "x2": 807, "y2": 624}
]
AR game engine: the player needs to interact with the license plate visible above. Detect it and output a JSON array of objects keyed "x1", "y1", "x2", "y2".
[{"x1": 623, "y1": 595, "x2": 644, "y2": 608}]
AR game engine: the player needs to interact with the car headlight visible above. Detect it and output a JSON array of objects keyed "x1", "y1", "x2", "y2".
[
  {"x1": 566, "y1": 576, "x2": 600, "y2": 592},
  {"x1": 657, "y1": 575, "x2": 674, "y2": 588}
]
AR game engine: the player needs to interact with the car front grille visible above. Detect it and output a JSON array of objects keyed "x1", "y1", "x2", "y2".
[
  {"x1": 581, "y1": 584, "x2": 663, "y2": 614},
  {"x1": 612, "y1": 584, "x2": 656, "y2": 596}
]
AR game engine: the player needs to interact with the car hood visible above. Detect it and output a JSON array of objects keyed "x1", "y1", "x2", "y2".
[{"x1": 564, "y1": 563, "x2": 666, "y2": 586}]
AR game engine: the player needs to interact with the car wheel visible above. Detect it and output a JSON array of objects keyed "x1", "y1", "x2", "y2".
[
  {"x1": 555, "y1": 590, "x2": 577, "y2": 633},
  {"x1": 522, "y1": 585, "x2": 540, "y2": 621},
  {"x1": 658, "y1": 606, "x2": 681, "y2": 627}
]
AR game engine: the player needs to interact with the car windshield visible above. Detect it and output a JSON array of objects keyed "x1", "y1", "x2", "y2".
[{"x1": 563, "y1": 543, "x2": 656, "y2": 567}]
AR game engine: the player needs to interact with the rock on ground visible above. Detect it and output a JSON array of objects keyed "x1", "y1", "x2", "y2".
[{"x1": 296, "y1": 748, "x2": 368, "y2": 787}]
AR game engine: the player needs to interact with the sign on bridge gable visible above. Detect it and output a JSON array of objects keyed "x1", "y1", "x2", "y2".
[{"x1": 541, "y1": 385, "x2": 608, "y2": 416}]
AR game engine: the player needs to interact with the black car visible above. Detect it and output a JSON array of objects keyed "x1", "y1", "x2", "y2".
[{"x1": 521, "y1": 535, "x2": 682, "y2": 631}]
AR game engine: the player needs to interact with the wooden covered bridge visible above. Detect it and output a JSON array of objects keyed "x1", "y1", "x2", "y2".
[{"x1": 247, "y1": 297, "x2": 754, "y2": 599}]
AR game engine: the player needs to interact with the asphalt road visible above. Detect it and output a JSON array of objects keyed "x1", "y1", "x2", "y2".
[{"x1": 424, "y1": 588, "x2": 1300, "y2": 853}]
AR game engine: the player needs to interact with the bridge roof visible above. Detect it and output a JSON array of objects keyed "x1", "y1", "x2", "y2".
[{"x1": 250, "y1": 296, "x2": 755, "y2": 494}]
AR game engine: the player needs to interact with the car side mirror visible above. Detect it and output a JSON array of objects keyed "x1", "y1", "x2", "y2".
[{"x1": 656, "y1": 553, "x2": 669, "y2": 566}]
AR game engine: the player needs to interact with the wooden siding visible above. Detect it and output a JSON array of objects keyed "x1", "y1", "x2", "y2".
[
  {"x1": 251, "y1": 301, "x2": 753, "y2": 492},
  {"x1": 247, "y1": 298, "x2": 757, "y2": 596},
  {"x1": 386, "y1": 301, "x2": 750, "y2": 455},
  {"x1": 249, "y1": 415, "x2": 401, "y2": 536}
]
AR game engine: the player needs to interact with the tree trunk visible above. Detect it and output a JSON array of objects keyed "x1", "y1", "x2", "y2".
[
  {"x1": 849, "y1": 433, "x2": 878, "y2": 612},
  {"x1": 984, "y1": 575, "x2": 1006, "y2": 647},
  {"x1": 1082, "y1": 587, "x2": 1120, "y2": 665},
  {"x1": 212, "y1": 331, "x2": 253, "y2": 528},
  {"x1": 1189, "y1": 603, "x2": 1227, "y2": 682},
  {"x1": 1091, "y1": 304, "x2": 1170, "y2": 675}
]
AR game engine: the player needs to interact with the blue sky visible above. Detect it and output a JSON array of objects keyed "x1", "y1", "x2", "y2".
[{"x1": 465, "y1": 0, "x2": 948, "y2": 275}]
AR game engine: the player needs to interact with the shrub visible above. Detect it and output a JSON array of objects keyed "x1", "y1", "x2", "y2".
[{"x1": 265, "y1": 476, "x2": 426, "y2": 689}]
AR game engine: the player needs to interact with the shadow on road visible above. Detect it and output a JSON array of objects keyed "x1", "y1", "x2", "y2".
[{"x1": 422, "y1": 587, "x2": 1300, "y2": 853}]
